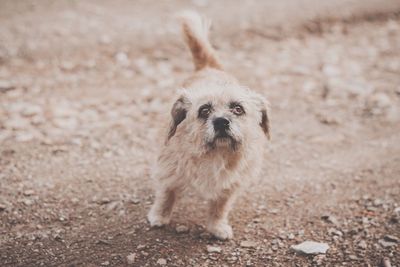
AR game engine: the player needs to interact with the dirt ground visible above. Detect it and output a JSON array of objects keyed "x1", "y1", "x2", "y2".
[{"x1": 1, "y1": 1, "x2": 400, "y2": 266}]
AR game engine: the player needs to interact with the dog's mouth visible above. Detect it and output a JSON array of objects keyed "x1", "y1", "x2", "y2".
[
  {"x1": 215, "y1": 130, "x2": 230, "y2": 139},
  {"x1": 207, "y1": 131, "x2": 240, "y2": 151}
]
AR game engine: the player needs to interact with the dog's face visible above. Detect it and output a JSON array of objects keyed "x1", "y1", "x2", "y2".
[{"x1": 167, "y1": 84, "x2": 270, "y2": 152}]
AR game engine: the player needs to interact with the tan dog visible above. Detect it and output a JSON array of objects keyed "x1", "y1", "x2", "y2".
[{"x1": 147, "y1": 11, "x2": 270, "y2": 240}]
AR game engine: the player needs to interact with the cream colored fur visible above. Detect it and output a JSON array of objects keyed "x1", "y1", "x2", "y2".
[{"x1": 147, "y1": 11, "x2": 270, "y2": 240}]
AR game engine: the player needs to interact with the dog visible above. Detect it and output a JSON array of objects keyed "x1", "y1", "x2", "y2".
[{"x1": 147, "y1": 11, "x2": 270, "y2": 240}]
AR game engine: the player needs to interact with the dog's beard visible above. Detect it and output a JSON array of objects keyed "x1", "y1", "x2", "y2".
[{"x1": 206, "y1": 130, "x2": 241, "y2": 151}]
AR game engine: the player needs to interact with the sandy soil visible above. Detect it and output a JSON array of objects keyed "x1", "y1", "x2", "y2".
[{"x1": 1, "y1": 1, "x2": 400, "y2": 266}]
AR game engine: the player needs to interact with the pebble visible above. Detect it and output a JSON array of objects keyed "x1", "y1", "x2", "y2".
[
  {"x1": 115, "y1": 52, "x2": 130, "y2": 67},
  {"x1": 22, "y1": 199, "x2": 34, "y2": 206},
  {"x1": 358, "y1": 240, "x2": 367, "y2": 249},
  {"x1": 53, "y1": 117, "x2": 78, "y2": 130},
  {"x1": 321, "y1": 214, "x2": 339, "y2": 226},
  {"x1": 312, "y1": 254, "x2": 326, "y2": 265},
  {"x1": 4, "y1": 117, "x2": 30, "y2": 130},
  {"x1": 99, "y1": 34, "x2": 111, "y2": 44},
  {"x1": 130, "y1": 198, "x2": 141, "y2": 204},
  {"x1": 206, "y1": 245, "x2": 222, "y2": 253},
  {"x1": 99, "y1": 198, "x2": 111, "y2": 205},
  {"x1": 365, "y1": 92, "x2": 392, "y2": 115},
  {"x1": 291, "y1": 241, "x2": 329, "y2": 254},
  {"x1": 240, "y1": 240, "x2": 257, "y2": 248},
  {"x1": 348, "y1": 255, "x2": 358, "y2": 261},
  {"x1": 126, "y1": 253, "x2": 136, "y2": 265},
  {"x1": 15, "y1": 132, "x2": 35, "y2": 142},
  {"x1": 137, "y1": 244, "x2": 146, "y2": 250},
  {"x1": 23, "y1": 190, "x2": 35, "y2": 196},
  {"x1": 101, "y1": 261, "x2": 110, "y2": 266},
  {"x1": 378, "y1": 239, "x2": 397, "y2": 248},
  {"x1": 0, "y1": 80, "x2": 15, "y2": 92},
  {"x1": 328, "y1": 228, "x2": 343, "y2": 237},
  {"x1": 21, "y1": 105, "x2": 42, "y2": 117},
  {"x1": 176, "y1": 225, "x2": 189, "y2": 233},
  {"x1": 0, "y1": 203, "x2": 6, "y2": 211},
  {"x1": 156, "y1": 258, "x2": 167, "y2": 265},
  {"x1": 384, "y1": 235, "x2": 399, "y2": 243}
]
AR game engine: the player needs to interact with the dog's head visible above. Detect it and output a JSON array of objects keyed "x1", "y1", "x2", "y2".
[{"x1": 166, "y1": 82, "x2": 270, "y2": 153}]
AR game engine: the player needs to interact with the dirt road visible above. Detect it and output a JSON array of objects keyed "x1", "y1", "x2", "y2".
[{"x1": 1, "y1": 1, "x2": 400, "y2": 266}]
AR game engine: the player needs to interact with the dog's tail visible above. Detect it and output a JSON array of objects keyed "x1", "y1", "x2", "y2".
[{"x1": 179, "y1": 11, "x2": 222, "y2": 71}]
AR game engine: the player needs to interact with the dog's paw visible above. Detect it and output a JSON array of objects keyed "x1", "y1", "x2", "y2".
[
  {"x1": 207, "y1": 222, "x2": 233, "y2": 240},
  {"x1": 147, "y1": 208, "x2": 170, "y2": 227}
]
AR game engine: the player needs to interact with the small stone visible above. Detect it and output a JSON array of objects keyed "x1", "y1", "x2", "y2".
[
  {"x1": 15, "y1": 132, "x2": 35, "y2": 142},
  {"x1": 358, "y1": 240, "x2": 367, "y2": 249},
  {"x1": 268, "y1": 208, "x2": 279, "y2": 214},
  {"x1": 328, "y1": 228, "x2": 343, "y2": 236},
  {"x1": 23, "y1": 190, "x2": 35, "y2": 196},
  {"x1": 0, "y1": 80, "x2": 15, "y2": 92},
  {"x1": 384, "y1": 235, "x2": 399, "y2": 243},
  {"x1": 101, "y1": 261, "x2": 110, "y2": 266},
  {"x1": 176, "y1": 225, "x2": 189, "y2": 233},
  {"x1": 99, "y1": 34, "x2": 111, "y2": 44},
  {"x1": 199, "y1": 232, "x2": 212, "y2": 239},
  {"x1": 316, "y1": 113, "x2": 340, "y2": 125},
  {"x1": 291, "y1": 241, "x2": 329, "y2": 254},
  {"x1": 21, "y1": 105, "x2": 42, "y2": 117},
  {"x1": 156, "y1": 258, "x2": 167, "y2": 265},
  {"x1": 240, "y1": 240, "x2": 257, "y2": 248},
  {"x1": 0, "y1": 203, "x2": 6, "y2": 211},
  {"x1": 348, "y1": 255, "x2": 358, "y2": 261},
  {"x1": 126, "y1": 253, "x2": 136, "y2": 265},
  {"x1": 22, "y1": 199, "x2": 34, "y2": 206},
  {"x1": 60, "y1": 61, "x2": 75, "y2": 71},
  {"x1": 99, "y1": 198, "x2": 111, "y2": 205},
  {"x1": 106, "y1": 201, "x2": 119, "y2": 211},
  {"x1": 365, "y1": 92, "x2": 392, "y2": 116},
  {"x1": 313, "y1": 254, "x2": 326, "y2": 265},
  {"x1": 130, "y1": 198, "x2": 141, "y2": 204},
  {"x1": 378, "y1": 239, "x2": 397, "y2": 248},
  {"x1": 227, "y1": 256, "x2": 238, "y2": 263},
  {"x1": 141, "y1": 251, "x2": 148, "y2": 256},
  {"x1": 137, "y1": 244, "x2": 146, "y2": 250},
  {"x1": 53, "y1": 117, "x2": 78, "y2": 130},
  {"x1": 115, "y1": 52, "x2": 130, "y2": 67},
  {"x1": 207, "y1": 245, "x2": 222, "y2": 253},
  {"x1": 5, "y1": 117, "x2": 30, "y2": 130},
  {"x1": 321, "y1": 214, "x2": 339, "y2": 225}
]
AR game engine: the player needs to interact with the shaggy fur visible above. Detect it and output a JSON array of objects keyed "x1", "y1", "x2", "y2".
[{"x1": 147, "y1": 11, "x2": 270, "y2": 240}]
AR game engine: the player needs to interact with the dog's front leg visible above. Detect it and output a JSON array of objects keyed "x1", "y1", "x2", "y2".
[
  {"x1": 147, "y1": 186, "x2": 178, "y2": 227},
  {"x1": 207, "y1": 188, "x2": 237, "y2": 240}
]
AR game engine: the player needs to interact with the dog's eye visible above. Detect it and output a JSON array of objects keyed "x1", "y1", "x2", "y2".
[
  {"x1": 232, "y1": 104, "x2": 244, "y2": 115},
  {"x1": 198, "y1": 105, "x2": 212, "y2": 118}
]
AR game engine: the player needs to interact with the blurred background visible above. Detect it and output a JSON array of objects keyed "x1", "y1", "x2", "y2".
[{"x1": 1, "y1": 1, "x2": 400, "y2": 266}]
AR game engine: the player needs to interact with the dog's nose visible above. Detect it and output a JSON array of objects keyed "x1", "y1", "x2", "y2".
[{"x1": 213, "y1": 117, "x2": 230, "y2": 131}]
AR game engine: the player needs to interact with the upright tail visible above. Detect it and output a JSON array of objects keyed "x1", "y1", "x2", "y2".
[{"x1": 179, "y1": 11, "x2": 222, "y2": 71}]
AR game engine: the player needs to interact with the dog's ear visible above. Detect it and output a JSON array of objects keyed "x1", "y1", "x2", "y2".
[
  {"x1": 167, "y1": 96, "x2": 191, "y2": 141},
  {"x1": 260, "y1": 107, "x2": 270, "y2": 139},
  {"x1": 251, "y1": 93, "x2": 270, "y2": 139}
]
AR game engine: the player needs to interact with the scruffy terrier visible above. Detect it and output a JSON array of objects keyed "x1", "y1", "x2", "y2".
[{"x1": 147, "y1": 11, "x2": 270, "y2": 240}]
